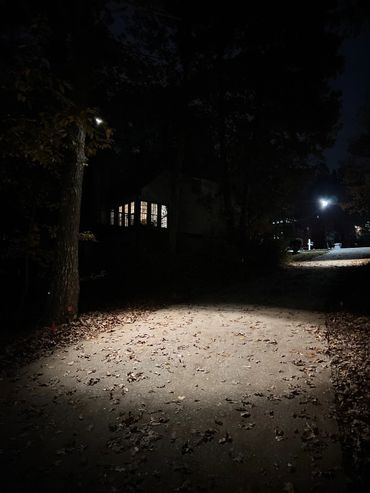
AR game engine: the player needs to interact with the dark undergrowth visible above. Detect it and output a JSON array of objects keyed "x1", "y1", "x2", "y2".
[{"x1": 325, "y1": 313, "x2": 370, "y2": 492}]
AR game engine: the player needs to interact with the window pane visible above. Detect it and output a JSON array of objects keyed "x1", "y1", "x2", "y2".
[
  {"x1": 118, "y1": 205, "x2": 123, "y2": 226},
  {"x1": 140, "y1": 201, "x2": 148, "y2": 225},
  {"x1": 110, "y1": 209, "x2": 115, "y2": 226},
  {"x1": 130, "y1": 201, "x2": 135, "y2": 226},
  {"x1": 124, "y1": 204, "x2": 129, "y2": 227},
  {"x1": 160, "y1": 205, "x2": 168, "y2": 228},
  {"x1": 150, "y1": 203, "x2": 158, "y2": 227}
]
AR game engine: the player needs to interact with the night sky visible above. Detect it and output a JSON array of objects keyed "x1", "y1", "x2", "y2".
[{"x1": 325, "y1": 21, "x2": 370, "y2": 169}]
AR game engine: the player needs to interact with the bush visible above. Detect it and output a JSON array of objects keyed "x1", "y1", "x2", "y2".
[
  {"x1": 79, "y1": 231, "x2": 97, "y2": 242},
  {"x1": 241, "y1": 238, "x2": 286, "y2": 274},
  {"x1": 289, "y1": 238, "x2": 303, "y2": 254}
]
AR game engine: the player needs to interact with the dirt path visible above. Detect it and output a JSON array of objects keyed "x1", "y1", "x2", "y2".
[
  {"x1": 4, "y1": 248, "x2": 370, "y2": 492},
  {"x1": 1, "y1": 302, "x2": 347, "y2": 492}
]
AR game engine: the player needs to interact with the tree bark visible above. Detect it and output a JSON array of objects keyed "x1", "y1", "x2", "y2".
[{"x1": 46, "y1": 123, "x2": 86, "y2": 324}]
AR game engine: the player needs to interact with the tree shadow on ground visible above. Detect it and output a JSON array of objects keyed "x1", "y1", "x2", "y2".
[
  {"x1": 203, "y1": 263, "x2": 370, "y2": 316},
  {"x1": 80, "y1": 261, "x2": 370, "y2": 317},
  {"x1": 1, "y1": 374, "x2": 343, "y2": 493}
]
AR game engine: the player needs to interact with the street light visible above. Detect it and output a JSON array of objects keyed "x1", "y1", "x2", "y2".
[
  {"x1": 319, "y1": 198, "x2": 330, "y2": 209},
  {"x1": 318, "y1": 198, "x2": 332, "y2": 248},
  {"x1": 95, "y1": 117, "x2": 103, "y2": 125}
]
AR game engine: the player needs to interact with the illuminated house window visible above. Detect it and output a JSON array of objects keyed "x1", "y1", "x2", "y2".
[
  {"x1": 118, "y1": 205, "x2": 123, "y2": 226},
  {"x1": 129, "y1": 201, "x2": 135, "y2": 226},
  {"x1": 124, "y1": 204, "x2": 129, "y2": 227},
  {"x1": 140, "y1": 201, "x2": 148, "y2": 225},
  {"x1": 109, "y1": 201, "x2": 167, "y2": 228},
  {"x1": 160, "y1": 205, "x2": 168, "y2": 228},
  {"x1": 150, "y1": 203, "x2": 158, "y2": 227}
]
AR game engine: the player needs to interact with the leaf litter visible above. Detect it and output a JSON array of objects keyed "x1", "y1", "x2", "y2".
[{"x1": 324, "y1": 313, "x2": 370, "y2": 489}]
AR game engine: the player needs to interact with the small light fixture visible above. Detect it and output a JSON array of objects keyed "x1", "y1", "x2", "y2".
[{"x1": 95, "y1": 117, "x2": 103, "y2": 125}]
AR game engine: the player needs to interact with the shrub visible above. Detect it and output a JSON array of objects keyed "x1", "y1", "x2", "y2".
[
  {"x1": 79, "y1": 231, "x2": 97, "y2": 242},
  {"x1": 289, "y1": 238, "x2": 303, "y2": 254}
]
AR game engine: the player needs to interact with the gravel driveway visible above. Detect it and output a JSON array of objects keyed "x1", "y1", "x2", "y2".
[
  {"x1": 4, "y1": 248, "x2": 370, "y2": 492},
  {"x1": 0, "y1": 305, "x2": 346, "y2": 492}
]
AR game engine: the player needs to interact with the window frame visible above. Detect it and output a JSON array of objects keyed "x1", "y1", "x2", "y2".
[
  {"x1": 124, "y1": 203, "x2": 129, "y2": 227},
  {"x1": 110, "y1": 209, "x2": 115, "y2": 226},
  {"x1": 160, "y1": 204, "x2": 168, "y2": 229},
  {"x1": 108, "y1": 200, "x2": 168, "y2": 229},
  {"x1": 129, "y1": 201, "x2": 135, "y2": 226},
  {"x1": 118, "y1": 205, "x2": 123, "y2": 227},
  {"x1": 140, "y1": 200, "x2": 148, "y2": 225}
]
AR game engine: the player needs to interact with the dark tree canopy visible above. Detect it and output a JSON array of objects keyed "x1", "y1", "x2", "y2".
[
  {"x1": 0, "y1": 0, "x2": 347, "y2": 325},
  {"x1": 340, "y1": 105, "x2": 370, "y2": 217}
]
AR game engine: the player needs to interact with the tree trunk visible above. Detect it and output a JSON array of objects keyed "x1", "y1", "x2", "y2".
[{"x1": 46, "y1": 123, "x2": 86, "y2": 324}]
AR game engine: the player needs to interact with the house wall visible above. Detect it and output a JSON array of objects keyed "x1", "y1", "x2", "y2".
[
  {"x1": 103, "y1": 170, "x2": 232, "y2": 258},
  {"x1": 141, "y1": 172, "x2": 229, "y2": 255},
  {"x1": 179, "y1": 178, "x2": 225, "y2": 237},
  {"x1": 141, "y1": 172, "x2": 225, "y2": 236},
  {"x1": 141, "y1": 171, "x2": 226, "y2": 242},
  {"x1": 141, "y1": 172, "x2": 172, "y2": 204}
]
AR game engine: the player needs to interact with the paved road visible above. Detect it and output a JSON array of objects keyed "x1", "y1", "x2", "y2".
[
  {"x1": 317, "y1": 247, "x2": 370, "y2": 261},
  {"x1": 0, "y1": 269, "x2": 349, "y2": 492},
  {"x1": 292, "y1": 247, "x2": 370, "y2": 270}
]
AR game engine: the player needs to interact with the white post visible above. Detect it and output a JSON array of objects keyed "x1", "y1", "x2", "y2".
[{"x1": 308, "y1": 239, "x2": 313, "y2": 251}]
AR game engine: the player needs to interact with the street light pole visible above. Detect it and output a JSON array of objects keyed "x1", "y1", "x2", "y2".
[{"x1": 319, "y1": 198, "x2": 331, "y2": 249}]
